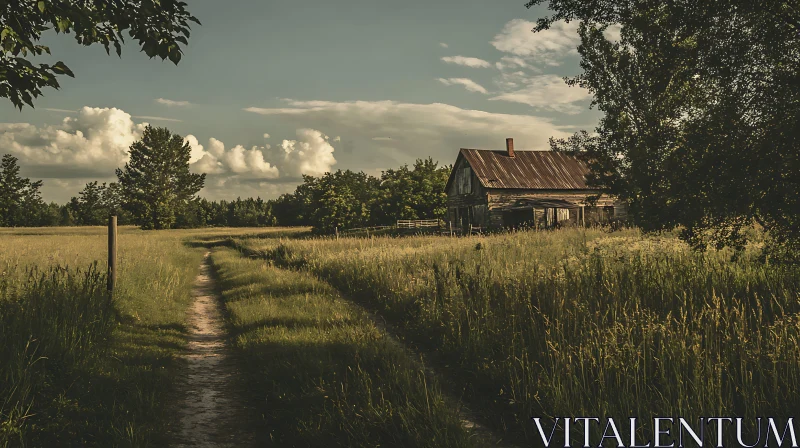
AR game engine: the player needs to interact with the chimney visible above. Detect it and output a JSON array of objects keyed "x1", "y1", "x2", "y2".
[{"x1": 506, "y1": 138, "x2": 515, "y2": 157}]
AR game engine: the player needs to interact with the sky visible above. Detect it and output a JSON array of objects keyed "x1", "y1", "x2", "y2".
[{"x1": 0, "y1": 0, "x2": 608, "y2": 203}]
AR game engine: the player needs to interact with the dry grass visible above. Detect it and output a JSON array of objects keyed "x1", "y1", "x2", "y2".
[
  {"x1": 236, "y1": 227, "x2": 800, "y2": 444},
  {"x1": 208, "y1": 247, "x2": 479, "y2": 447},
  {"x1": 0, "y1": 226, "x2": 280, "y2": 446}
]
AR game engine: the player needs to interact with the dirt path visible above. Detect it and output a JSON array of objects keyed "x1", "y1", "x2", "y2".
[{"x1": 170, "y1": 252, "x2": 257, "y2": 448}]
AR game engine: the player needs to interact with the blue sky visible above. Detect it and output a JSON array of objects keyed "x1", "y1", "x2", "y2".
[{"x1": 0, "y1": 0, "x2": 605, "y2": 202}]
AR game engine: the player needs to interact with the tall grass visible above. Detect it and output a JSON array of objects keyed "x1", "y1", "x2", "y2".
[
  {"x1": 0, "y1": 264, "x2": 113, "y2": 447},
  {"x1": 237, "y1": 228, "x2": 800, "y2": 444},
  {"x1": 209, "y1": 247, "x2": 480, "y2": 447},
  {"x1": 0, "y1": 226, "x2": 260, "y2": 446}
]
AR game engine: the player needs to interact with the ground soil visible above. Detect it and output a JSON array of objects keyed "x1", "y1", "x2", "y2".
[{"x1": 169, "y1": 252, "x2": 259, "y2": 448}]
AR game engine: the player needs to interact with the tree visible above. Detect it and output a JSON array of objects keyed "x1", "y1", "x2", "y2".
[
  {"x1": 1, "y1": 0, "x2": 199, "y2": 109},
  {"x1": 71, "y1": 181, "x2": 106, "y2": 225},
  {"x1": 372, "y1": 158, "x2": 450, "y2": 224},
  {"x1": 116, "y1": 125, "x2": 205, "y2": 230},
  {"x1": 0, "y1": 154, "x2": 45, "y2": 226},
  {"x1": 68, "y1": 181, "x2": 131, "y2": 225},
  {"x1": 526, "y1": 0, "x2": 800, "y2": 259}
]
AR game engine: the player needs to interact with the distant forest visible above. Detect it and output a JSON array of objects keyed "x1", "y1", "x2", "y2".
[{"x1": 0, "y1": 154, "x2": 449, "y2": 233}]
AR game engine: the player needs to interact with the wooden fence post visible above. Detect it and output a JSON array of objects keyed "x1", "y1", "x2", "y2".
[
  {"x1": 335, "y1": 226, "x2": 339, "y2": 240},
  {"x1": 107, "y1": 215, "x2": 117, "y2": 293}
]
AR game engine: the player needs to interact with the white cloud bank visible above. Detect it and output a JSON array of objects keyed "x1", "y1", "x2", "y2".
[
  {"x1": 155, "y1": 98, "x2": 192, "y2": 107},
  {"x1": 441, "y1": 55, "x2": 491, "y2": 68},
  {"x1": 437, "y1": 77, "x2": 489, "y2": 94},
  {"x1": 490, "y1": 74, "x2": 592, "y2": 114},
  {"x1": 477, "y1": 19, "x2": 592, "y2": 114},
  {"x1": 184, "y1": 129, "x2": 336, "y2": 179},
  {"x1": 0, "y1": 106, "x2": 339, "y2": 202},
  {"x1": 0, "y1": 106, "x2": 144, "y2": 177},
  {"x1": 244, "y1": 99, "x2": 580, "y2": 167},
  {"x1": 491, "y1": 19, "x2": 580, "y2": 66}
]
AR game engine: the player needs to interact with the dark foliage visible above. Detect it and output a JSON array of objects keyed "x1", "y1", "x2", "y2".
[
  {"x1": 0, "y1": 0, "x2": 199, "y2": 109},
  {"x1": 529, "y1": 0, "x2": 800, "y2": 260},
  {"x1": 116, "y1": 125, "x2": 205, "y2": 230}
]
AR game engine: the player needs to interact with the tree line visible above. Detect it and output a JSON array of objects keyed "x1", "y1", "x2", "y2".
[{"x1": 1, "y1": 127, "x2": 449, "y2": 232}]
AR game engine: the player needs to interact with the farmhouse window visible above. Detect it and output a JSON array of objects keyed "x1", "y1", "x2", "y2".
[{"x1": 459, "y1": 166, "x2": 472, "y2": 194}]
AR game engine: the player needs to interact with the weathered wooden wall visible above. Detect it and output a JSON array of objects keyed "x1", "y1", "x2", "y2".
[
  {"x1": 446, "y1": 156, "x2": 489, "y2": 229},
  {"x1": 446, "y1": 157, "x2": 626, "y2": 230}
]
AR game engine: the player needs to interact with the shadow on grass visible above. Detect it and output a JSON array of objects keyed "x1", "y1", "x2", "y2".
[
  {"x1": 1, "y1": 315, "x2": 187, "y2": 447},
  {"x1": 183, "y1": 228, "x2": 316, "y2": 251},
  {"x1": 209, "y1": 249, "x2": 477, "y2": 448},
  {"x1": 231, "y1": 315, "x2": 361, "y2": 338},
  {"x1": 0, "y1": 264, "x2": 192, "y2": 447},
  {"x1": 230, "y1": 240, "x2": 531, "y2": 447},
  {"x1": 184, "y1": 238, "x2": 236, "y2": 249}
]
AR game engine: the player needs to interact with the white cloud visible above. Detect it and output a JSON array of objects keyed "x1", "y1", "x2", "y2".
[
  {"x1": 495, "y1": 56, "x2": 533, "y2": 71},
  {"x1": 437, "y1": 77, "x2": 489, "y2": 94},
  {"x1": 155, "y1": 98, "x2": 192, "y2": 107},
  {"x1": 185, "y1": 128, "x2": 336, "y2": 180},
  {"x1": 185, "y1": 136, "x2": 278, "y2": 178},
  {"x1": 133, "y1": 115, "x2": 183, "y2": 122},
  {"x1": 43, "y1": 108, "x2": 77, "y2": 113},
  {"x1": 185, "y1": 135, "x2": 206, "y2": 164},
  {"x1": 0, "y1": 106, "x2": 145, "y2": 178},
  {"x1": 224, "y1": 145, "x2": 279, "y2": 176},
  {"x1": 276, "y1": 129, "x2": 337, "y2": 177},
  {"x1": 0, "y1": 105, "x2": 339, "y2": 202},
  {"x1": 441, "y1": 55, "x2": 491, "y2": 68},
  {"x1": 439, "y1": 42, "x2": 449, "y2": 48},
  {"x1": 491, "y1": 19, "x2": 579, "y2": 66},
  {"x1": 243, "y1": 99, "x2": 579, "y2": 167},
  {"x1": 490, "y1": 74, "x2": 591, "y2": 114}
]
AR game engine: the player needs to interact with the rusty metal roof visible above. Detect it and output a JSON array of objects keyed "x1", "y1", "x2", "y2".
[{"x1": 456, "y1": 148, "x2": 596, "y2": 190}]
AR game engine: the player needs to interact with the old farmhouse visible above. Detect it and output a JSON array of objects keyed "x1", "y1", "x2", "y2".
[{"x1": 445, "y1": 138, "x2": 625, "y2": 232}]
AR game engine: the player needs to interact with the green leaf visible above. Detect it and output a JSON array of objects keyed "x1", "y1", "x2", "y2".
[
  {"x1": 167, "y1": 47, "x2": 181, "y2": 64},
  {"x1": 38, "y1": 1, "x2": 45, "y2": 13},
  {"x1": 51, "y1": 61, "x2": 74, "y2": 77}
]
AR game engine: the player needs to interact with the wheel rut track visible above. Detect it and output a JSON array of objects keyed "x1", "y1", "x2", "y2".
[
  {"x1": 169, "y1": 252, "x2": 259, "y2": 448},
  {"x1": 237, "y1": 244, "x2": 524, "y2": 448}
]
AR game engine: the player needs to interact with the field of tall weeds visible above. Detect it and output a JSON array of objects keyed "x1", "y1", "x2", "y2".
[
  {"x1": 0, "y1": 227, "x2": 257, "y2": 447},
  {"x1": 237, "y1": 227, "x2": 800, "y2": 444},
  {"x1": 209, "y1": 247, "x2": 481, "y2": 447}
]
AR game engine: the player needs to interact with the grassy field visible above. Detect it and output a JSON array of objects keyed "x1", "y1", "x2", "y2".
[
  {"x1": 0, "y1": 226, "x2": 267, "y2": 447},
  {"x1": 234, "y1": 228, "x2": 800, "y2": 444},
  {"x1": 3, "y1": 225, "x2": 799, "y2": 446},
  {"x1": 209, "y1": 247, "x2": 481, "y2": 447}
]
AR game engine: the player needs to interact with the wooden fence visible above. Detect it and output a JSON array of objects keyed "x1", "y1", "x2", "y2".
[
  {"x1": 396, "y1": 219, "x2": 442, "y2": 229},
  {"x1": 336, "y1": 219, "x2": 445, "y2": 237}
]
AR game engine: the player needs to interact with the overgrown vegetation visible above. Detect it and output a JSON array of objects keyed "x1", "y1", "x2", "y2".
[
  {"x1": 533, "y1": 0, "x2": 800, "y2": 259},
  {"x1": 208, "y1": 247, "x2": 480, "y2": 447},
  {"x1": 0, "y1": 0, "x2": 199, "y2": 109},
  {"x1": 237, "y1": 228, "x2": 800, "y2": 444},
  {"x1": 0, "y1": 227, "x2": 212, "y2": 446}
]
